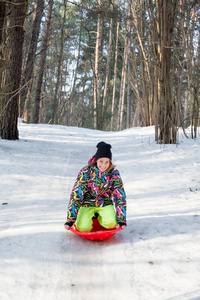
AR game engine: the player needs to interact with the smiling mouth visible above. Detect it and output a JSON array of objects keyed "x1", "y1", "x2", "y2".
[{"x1": 100, "y1": 167, "x2": 106, "y2": 171}]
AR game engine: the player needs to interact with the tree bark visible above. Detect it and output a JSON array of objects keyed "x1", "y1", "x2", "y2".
[
  {"x1": 111, "y1": 4, "x2": 120, "y2": 130},
  {"x1": 32, "y1": 0, "x2": 53, "y2": 124},
  {"x1": 126, "y1": 61, "x2": 131, "y2": 128},
  {"x1": 101, "y1": 7, "x2": 113, "y2": 127},
  {"x1": 117, "y1": 2, "x2": 131, "y2": 131},
  {"x1": 21, "y1": 0, "x2": 44, "y2": 120},
  {"x1": 0, "y1": 1, "x2": 6, "y2": 119},
  {"x1": 131, "y1": 0, "x2": 153, "y2": 126},
  {"x1": 93, "y1": 0, "x2": 101, "y2": 130},
  {"x1": 154, "y1": 0, "x2": 179, "y2": 143},
  {"x1": 0, "y1": 0, "x2": 28, "y2": 140},
  {"x1": 78, "y1": 60, "x2": 88, "y2": 127},
  {"x1": 68, "y1": 16, "x2": 82, "y2": 126},
  {"x1": 52, "y1": 0, "x2": 67, "y2": 124}
]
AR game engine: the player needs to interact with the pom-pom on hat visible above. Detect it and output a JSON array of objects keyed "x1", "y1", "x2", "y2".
[{"x1": 95, "y1": 141, "x2": 112, "y2": 161}]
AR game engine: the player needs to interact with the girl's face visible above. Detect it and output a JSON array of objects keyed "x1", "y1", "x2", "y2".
[{"x1": 96, "y1": 157, "x2": 110, "y2": 173}]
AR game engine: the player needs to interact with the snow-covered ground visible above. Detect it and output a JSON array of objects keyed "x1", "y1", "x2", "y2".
[{"x1": 0, "y1": 123, "x2": 200, "y2": 300}]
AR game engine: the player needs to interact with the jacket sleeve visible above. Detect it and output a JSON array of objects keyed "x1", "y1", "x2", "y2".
[
  {"x1": 111, "y1": 170, "x2": 127, "y2": 226},
  {"x1": 66, "y1": 168, "x2": 88, "y2": 224}
]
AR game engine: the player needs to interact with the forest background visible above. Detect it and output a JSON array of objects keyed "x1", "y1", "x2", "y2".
[{"x1": 0, "y1": 0, "x2": 199, "y2": 143}]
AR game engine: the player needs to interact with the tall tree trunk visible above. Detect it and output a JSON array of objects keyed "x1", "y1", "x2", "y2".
[
  {"x1": 198, "y1": 23, "x2": 200, "y2": 126},
  {"x1": 0, "y1": 0, "x2": 28, "y2": 140},
  {"x1": 154, "y1": 0, "x2": 178, "y2": 143},
  {"x1": 110, "y1": 4, "x2": 120, "y2": 130},
  {"x1": 0, "y1": 2, "x2": 6, "y2": 45},
  {"x1": 53, "y1": 16, "x2": 82, "y2": 126},
  {"x1": 131, "y1": 0, "x2": 152, "y2": 126},
  {"x1": 93, "y1": 0, "x2": 101, "y2": 130},
  {"x1": 126, "y1": 61, "x2": 131, "y2": 128},
  {"x1": 117, "y1": 2, "x2": 131, "y2": 131},
  {"x1": 52, "y1": 0, "x2": 67, "y2": 124},
  {"x1": 20, "y1": 0, "x2": 44, "y2": 119},
  {"x1": 101, "y1": 8, "x2": 113, "y2": 127},
  {"x1": 0, "y1": 1, "x2": 6, "y2": 120},
  {"x1": 57, "y1": 63, "x2": 63, "y2": 125},
  {"x1": 130, "y1": 37, "x2": 147, "y2": 125},
  {"x1": 78, "y1": 60, "x2": 88, "y2": 127},
  {"x1": 32, "y1": 0, "x2": 53, "y2": 124},
  {"x1": 97, "y1": 18, "x2": 103, "y2": 128},
  {"x1": 0, "y1": 2, "x2": 6, "y2": 72},
  {"x1": 68, "y1": 16, "x2": 82, "y2": 126},
  {"x1": 188, "y1": 6, "x2": 199, "y2": 138},
  {"x1": 137, "y1": 0, "x2": 148, "y2": 126}
]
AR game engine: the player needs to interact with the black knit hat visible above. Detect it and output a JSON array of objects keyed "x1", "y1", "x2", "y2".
[{"x1": 95, "y1": 141, "x2": 112, "y2": 161}]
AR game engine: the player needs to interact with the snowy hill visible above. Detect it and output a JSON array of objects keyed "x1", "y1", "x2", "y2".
[{"x1": 0, "y1": 124, "x2": 200, "y2": 300}]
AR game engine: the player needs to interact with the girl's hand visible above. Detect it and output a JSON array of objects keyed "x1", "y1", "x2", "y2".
[
  {"x1": 121, "y1": 225, "x2": 126, "y2": 230},
  {"x1": 64, "y1": 224, "x2": 70, "y2": 230}
]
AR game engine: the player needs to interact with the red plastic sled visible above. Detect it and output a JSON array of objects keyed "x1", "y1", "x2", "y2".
[{"x1": 68, "y1": 219, "x2": 122, "y2": 241}]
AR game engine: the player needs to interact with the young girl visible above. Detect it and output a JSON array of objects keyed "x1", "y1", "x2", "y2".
[{"x1": 64, "y1": 141, "x2": 126, "y2": 232}]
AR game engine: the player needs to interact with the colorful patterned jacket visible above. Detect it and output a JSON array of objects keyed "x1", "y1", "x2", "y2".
[{"x1": 66, "y1": 164, "x2": 126, "y2": 225}]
